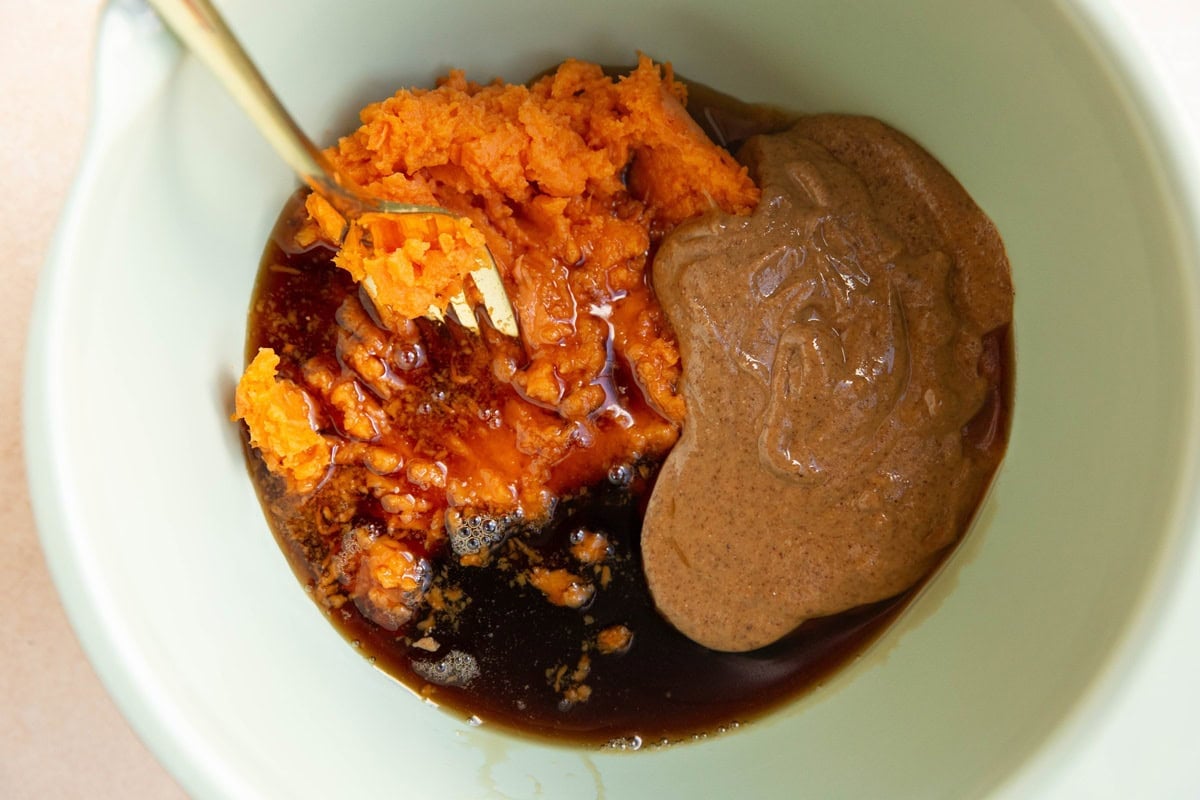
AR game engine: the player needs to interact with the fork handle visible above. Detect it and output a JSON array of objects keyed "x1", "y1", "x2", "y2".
[{"x1": 145, "y1": 0, "x2": 363, "y2": 213}]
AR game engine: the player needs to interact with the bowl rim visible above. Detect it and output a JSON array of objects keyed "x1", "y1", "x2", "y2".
[{"x1": 985, "y1": 1, "x2": 1200, "y2": 793}]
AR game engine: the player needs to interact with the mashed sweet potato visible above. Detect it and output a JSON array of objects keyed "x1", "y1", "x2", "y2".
[
  {"x1": 234, "y1": 348, "x2": 331, "y2": 493},
  {"x1": 235, "y1": 56, "x2": 757, "y2": 543},
  {"x1": 336, "y1": 210, "x2": 491, "y2": 328},
  {"x1": 300, "y1": 55, "x2": 756, "y2": 419}
]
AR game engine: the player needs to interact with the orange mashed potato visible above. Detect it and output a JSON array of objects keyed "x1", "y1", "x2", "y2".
[
  {"x1": 234, "y1": 349, "x2": 331, "y2": 493},
  {"x1": 235, "y1": 56, "x2": 757, "y2": 552},
  {"x1": 325, "y1": 204, "x2": 492, "y2": 327}
]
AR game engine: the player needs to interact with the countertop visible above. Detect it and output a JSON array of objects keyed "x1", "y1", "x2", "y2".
[{"x1": 1, "y1": 2, "x2": 1197, "y2": 798}]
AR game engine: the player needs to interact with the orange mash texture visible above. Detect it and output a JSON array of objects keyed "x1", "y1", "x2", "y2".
[{"x1": 235, "y1": 56, "x2": 758, "y2": 545}]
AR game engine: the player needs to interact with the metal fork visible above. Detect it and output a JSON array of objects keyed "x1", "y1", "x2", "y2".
[{"x1": 145, "y1": 0, "x2": 518, "y2": 337}]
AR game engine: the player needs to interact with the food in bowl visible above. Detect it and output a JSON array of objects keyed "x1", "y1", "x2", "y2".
[
  {"x1": 233, "y1": 56, "x2": 1012, "y2": 743},
  {"x1": 644, "y1": 115, "x2": 1013, "y2": 652}
]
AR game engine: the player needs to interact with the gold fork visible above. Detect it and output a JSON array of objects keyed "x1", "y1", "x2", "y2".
[{"x1": 145, "y1": 0, "x2": 518, "y2": 337}]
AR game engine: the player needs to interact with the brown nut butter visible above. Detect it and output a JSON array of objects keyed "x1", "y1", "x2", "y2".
[{"x1": 644, "y1": 115, "x2": 1013, "y2": 652}]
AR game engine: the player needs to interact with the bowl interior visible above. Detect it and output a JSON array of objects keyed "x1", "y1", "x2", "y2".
[{"x1": 27, "y1": 0, "x2": 1198, "y2": 797}]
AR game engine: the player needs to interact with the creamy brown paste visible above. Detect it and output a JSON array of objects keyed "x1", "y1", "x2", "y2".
[{"x1": 643, "y1": 115, "x2": 1013, "y2": 652}]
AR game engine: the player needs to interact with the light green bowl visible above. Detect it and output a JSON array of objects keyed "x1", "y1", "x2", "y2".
[{"x1": 25, "y1": 0, "x2": 1200, "y2": 797}]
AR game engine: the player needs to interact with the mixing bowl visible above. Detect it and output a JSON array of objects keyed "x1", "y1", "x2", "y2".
[{"x1": 25, "y1": 0, "x2": 1200, "y2": 796}]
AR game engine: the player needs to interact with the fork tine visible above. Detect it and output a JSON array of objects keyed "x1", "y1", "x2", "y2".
[
  {"x1": 469, "y1": 265, "x2": 519, "y2": 337},
  {"x1": 447, "y1": 291, "x2": 480, "y2": 333}
]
